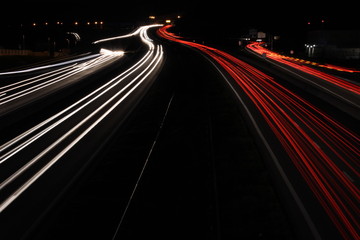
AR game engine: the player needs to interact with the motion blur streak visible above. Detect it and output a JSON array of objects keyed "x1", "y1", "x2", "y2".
[
  {"x1": 92, "y1": 27, "x2": 144, "y2": 44},
  {"x1": 0, "y1": 51, "x2": 122, "y2": 107},
  {"x1": 0, "y1": 25, "x2": 163, "y2": 212},
  {"x1": 158, "y1": 25, "x2": 360, "y2": 240},
  {"x1": 246, "y1": 42, "x2": 360, "y2": 95},
  {"x1": 0, "y1": 54, "x2": 101, "y2": 75}
]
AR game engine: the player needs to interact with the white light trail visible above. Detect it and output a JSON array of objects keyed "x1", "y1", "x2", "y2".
[
  {"x1": 0, "y1": 54, "x2": 100, "y2": 76},
  {"x1": 100, "y1": 48, "x2": 125, "y2": 56},
  {"x1": 0, "y1": 25, "x2": 164, "y2": 212},
  {"x1": 92, "y1": 24, "x2": 162, "y2": 44},
  {"x1": 0, "y1": 50, "x2": 123, "y2": 108},
  {"x1": 0, "y1": 48, "x2": 154, "y2": 160}
]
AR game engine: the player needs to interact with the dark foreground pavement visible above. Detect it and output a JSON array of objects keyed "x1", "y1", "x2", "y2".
[{"x1": 31, "y1": 40, "x2": 295, "y2": 240}]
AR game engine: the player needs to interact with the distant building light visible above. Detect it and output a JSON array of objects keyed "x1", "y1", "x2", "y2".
[
  {"x1": 177, "y1": 15, "x2": 181, "y2": 19},
  {"x1": 149, "y1": 16, "x2": 156, "y2": 19},
  {"x1": 74, "y1": 21, "x2": 79, "y2": 25},
  {"x1": 257, "y1": 31, "x2": 266, "y2": 39},
  {"x1": 165, "y1": 19, "x2": 171, "y2": 24},
  {"x1": 32, "y1": 23, "x2": 36, "y2": 26}
]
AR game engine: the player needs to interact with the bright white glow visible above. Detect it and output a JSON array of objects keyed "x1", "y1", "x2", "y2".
[
  {"x1": 100, "y1": 48, "x2": 124, "y2": 56},
  {"x1": 0, "y1": 54, "x2": 100, "y2": 75},
  {"x1": 0, "y1": 25, "x2": 164, "y2": 212},
  {"x1": 0, "y1": 54, "x2": 121, "y2": 106},
  {"x1": 93, "y1": 24, "x2": 163, "y2": 44}
]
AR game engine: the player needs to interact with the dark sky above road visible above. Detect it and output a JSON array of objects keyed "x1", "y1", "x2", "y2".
[{"x1": 2, "y1": 0, "x2": 358, "y2": 31}]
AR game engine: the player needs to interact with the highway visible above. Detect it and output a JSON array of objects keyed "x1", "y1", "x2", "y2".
[
  {"x1": 246, "y1": 42, "x2": 360, "y2": 120},
  {"x1": 0, "y1": 24, "x2": 164, "y2": 239},
  {"x1": 0, "y1": 52, "x2": 123, "y2": 116},
  {"x1": 158, "y1": 25, "x2": 359, "y2": 240},
  {"x1": 1, "y1": 23, "x2": 358, "y2": 240}
]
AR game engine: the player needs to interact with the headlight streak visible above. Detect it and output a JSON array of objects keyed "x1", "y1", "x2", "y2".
[
  {"x1": 0, "y1": 25, "x2": 163, "y2": 212},
  {"x1": 0, "y1": 53, "x2": 121, "y2": 108},
  {"x1": 158, "y1": 25, "x2": 360, "y2": 240},
  {"x1": 0, "y1": 54, "x2": 101, "y2": 76},
  {"x1": 0, "y1": 45, "x2": 154, "y2": 163},
  {"x1": 92, "y1": 28, "x2": 142, "y2": 44}
]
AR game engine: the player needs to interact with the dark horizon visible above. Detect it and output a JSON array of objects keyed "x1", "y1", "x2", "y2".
[{"x1": 2, "y1": 1, "x2": 359, "y2": 31}]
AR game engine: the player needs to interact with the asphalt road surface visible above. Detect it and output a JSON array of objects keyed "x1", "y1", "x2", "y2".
[
  {"x1": 1, "y1": 24, "x2": 358, "y2": 240},
  {"x1": 22, "y1": 28, "x2": 295, "y2": 240},
  {"x1": 0, "y1": 25, "x2": 164, "y2": 239}
]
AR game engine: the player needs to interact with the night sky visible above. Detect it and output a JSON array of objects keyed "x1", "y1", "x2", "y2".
[
  {"x1": 1, "y1": 0, "x2": 358, "y2": 51},
  {"x1": 3, "y1": 0, "x2": 358, "y2": 30}
]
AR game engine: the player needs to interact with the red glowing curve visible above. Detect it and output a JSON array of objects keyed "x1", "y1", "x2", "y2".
[{"x1": 158, "y1": 25, "x2": 360, "y2": 240}]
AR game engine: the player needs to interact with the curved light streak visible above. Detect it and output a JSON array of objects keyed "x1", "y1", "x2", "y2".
[
  {"x1": 0, "y1": 54, "x2": 119, "y2": 106},
  {"x1": 246, "y1": 42, "x2": 360, "y2": 95},
  {"x1": 0, "y1": 49, "x2": 126, "y2": 112},
  {"x1": 0, "y1": 54, "x2": 100, "y2": 75},
  {"x1": 0, "y1": 25, "x2": 164, "y2": 212},
  {"x1": 158, "y1": 25, "x2": 360, "y2": 240}
]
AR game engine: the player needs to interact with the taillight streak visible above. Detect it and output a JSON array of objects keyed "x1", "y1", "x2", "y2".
[
  {"x1": 158, "y1": 25, "x2": 360, "y2": 240},
  {"x1": 247, "y1": 42, "x2": 360, "y2": 95}
]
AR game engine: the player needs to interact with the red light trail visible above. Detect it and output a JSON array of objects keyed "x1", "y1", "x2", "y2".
[
  {"x1": 246, "y1": 42, "x2": 360, "y2": 95},
  {"x1": 158, "y1": 25, "x2": 359, "y2": 240}
]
